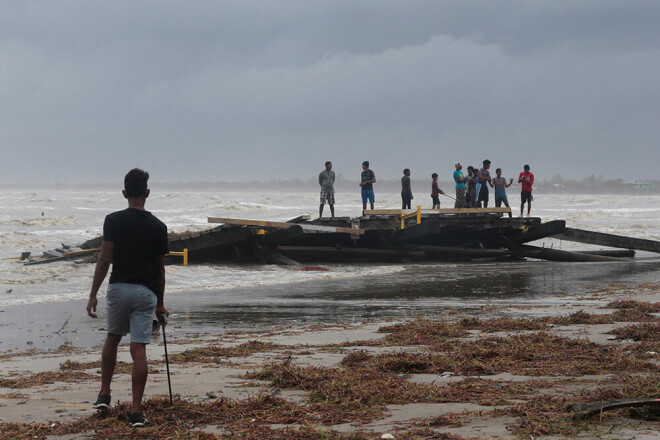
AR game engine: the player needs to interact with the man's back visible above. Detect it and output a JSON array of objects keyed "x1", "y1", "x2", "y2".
[{"x1": 105, "y1": 208, "x2": 168, "y2": 295}]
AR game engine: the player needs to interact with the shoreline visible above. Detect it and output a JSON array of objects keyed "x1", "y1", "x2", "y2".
[
  {"x1": 2, "y1": 258, "x2": 659, "y2": 355},
  {"x1": 1, "y1": 280, "x2": 658, "y2": 439}
]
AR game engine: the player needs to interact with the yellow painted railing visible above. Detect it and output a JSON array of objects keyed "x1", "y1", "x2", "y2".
[
  {"x1": 400, "y1": 206, "x2": 422, "y2": 229},
  {"x1": 167, "y1": 248, "x2": 189, "y2": 266}
]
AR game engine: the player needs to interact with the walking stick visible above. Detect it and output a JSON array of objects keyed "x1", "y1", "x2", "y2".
[{"x1": 161, "y1": 315, "x2": 173, "y2": 406}]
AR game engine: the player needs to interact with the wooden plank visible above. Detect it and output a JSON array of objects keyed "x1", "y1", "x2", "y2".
[
  {"x1": 559, "y1": 228, "x2": 660, "y2": 253},
  {"x1": 403, "y1": 244, "x2": 518, "y2": 258},
  {"x1": 513, "y1": 220, "x2": 566, "y2": 244},
  {"x1": 519, "y1": 245, "x2": 620, "y2": 262},
  {"x1": 169, "y1": 226, "x2": 253, "y2": 252},
  {"x1": 208, "y1": 217, "x2": 364, "y2": 235},
  {"x1": 569, "y1": 398, "x2": 660, "y2": 419},
  {"x1": 277, "y1": 245, "x2": 425, "y2": 258},
  {"x1": 364, "y1": 208, "x2": 511, "y2": 215},
  {"x1": 580, "y1": 249, "x2": 635, "y2": 258}
]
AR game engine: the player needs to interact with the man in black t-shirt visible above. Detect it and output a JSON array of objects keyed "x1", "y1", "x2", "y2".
[
  {"x1": 359, "y1": 161, "x2": 376, "y2": 212},
  {"x1": 86, "y1": 168, "x2": 169, "y2": 427}
]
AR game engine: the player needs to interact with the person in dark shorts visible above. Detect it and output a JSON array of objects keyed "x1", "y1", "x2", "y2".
[
  {"x1": 319, "y1": 161, "x2": 335, "y2": 217},
  {"x1": 465, "y1": 166, "x2": 477, "y2": 207},
  {"x1": 431, "y1": 173, "x2": 444, "y2": 209},
  {"x1": 492, "y1": 168, "x2": 513, "y2": 217},
  {"x1": 476, "y1": 159, "x2": 492, "y2": 208},
  {"x1": 401, "y1": 168, "x2": 413, "y2": 209},
  {"x1": 359, "y1": 161, "x2": 376, "y2": 212},
  {"x1": 518, "y1": 164, "x2": 535, "y2": 217},
  {"x1": 86, "y1": 168, "x2": 169, "y2": 427}
]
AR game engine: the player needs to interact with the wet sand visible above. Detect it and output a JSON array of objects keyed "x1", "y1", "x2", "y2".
[
  {"x1": 0, "y1": 276, "x2": 658, "y2": 439},
  {"x1": 2, "y1": 258, "x2": 659, "y2": 354}
]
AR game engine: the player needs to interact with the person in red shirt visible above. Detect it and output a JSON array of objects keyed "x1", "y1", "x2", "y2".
[
  {"x1": 431, "y1": 173, "x2": 444, "y2": 209},
  {"x1": 518, "y1": 164, "x2": 534, "y2": 217}
]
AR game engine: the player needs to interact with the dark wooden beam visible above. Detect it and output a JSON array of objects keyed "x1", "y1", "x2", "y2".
[{"x1": 559, "y1": 228, "x2": 660, "y2": 253}]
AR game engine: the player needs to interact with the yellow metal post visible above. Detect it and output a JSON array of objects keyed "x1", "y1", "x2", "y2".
[
  {"x1": 416, "y1": 205, "x2": 421, "y2": 224},
  {"x1": 166, "y1": 248, "x2": 189, "y2": 266},
  {"x1": 401, "y1": 210, "x2": 405, "y2": 229}
]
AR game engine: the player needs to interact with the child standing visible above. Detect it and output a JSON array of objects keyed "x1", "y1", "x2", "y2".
[
  {"x1": 491, "y1": 168, "x2": 513, "y2": 217},
  {"x1": 431, "y1": 173, "x2": 444, "y2": 209}
]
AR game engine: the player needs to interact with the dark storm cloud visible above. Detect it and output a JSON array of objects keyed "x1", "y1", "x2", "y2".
[{"x1": 1, "y1": 1, "x2": 658, "y2": 183}]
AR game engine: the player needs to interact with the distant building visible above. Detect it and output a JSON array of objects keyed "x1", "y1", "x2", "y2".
[{"x1": 623, "y1": 181, "x2": 656, "y2": 190}]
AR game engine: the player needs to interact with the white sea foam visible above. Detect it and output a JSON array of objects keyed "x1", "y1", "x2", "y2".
[
  {"x1": 0, "y1": 190, "x2": 658, "y2": 307},
  {"x1": 1, "y1": 215, "x2": 77, "y2": 227}
]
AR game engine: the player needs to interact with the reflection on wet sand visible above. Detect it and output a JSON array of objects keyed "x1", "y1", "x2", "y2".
[{"x1": 170, "y1": 259, "x2": 660, "y2": 330}]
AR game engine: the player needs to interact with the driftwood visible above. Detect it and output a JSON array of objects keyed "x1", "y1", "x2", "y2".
[
  {"x1": 559, "y1": 227, "x2": 660, "y2": 253},
  {"x1": 568, "y1": 398, "x2": 660, "y2": 419}
]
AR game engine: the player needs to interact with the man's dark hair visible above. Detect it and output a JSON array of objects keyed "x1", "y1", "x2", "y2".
[
  {"x1": 403, "y1": 168, "x2": 410, "y2": 174},
  {"x1": 124, "y1": 168, "x2": 149, "y2": 197},
  {"x1": 432, "y1": 173, "x2": 438, "y2": 178},
  {"x1": 524, "y1": 164, "x2": 530, "y2": 170},
  {"x1": 325, "y1": 161, "x2": 332, "y2": 167},
  {"x1": 496, "y1": 168, "x2": 502, "y2": 173},
  {"x1": 483, "y1": 159, "x2": 491, "y2": 165},
  {"x1": 362, "y1": 160, "x2": 369, "y2": 167},
  {"x1": 467, "y1": 166, "x2": 474, "y2": 171}
]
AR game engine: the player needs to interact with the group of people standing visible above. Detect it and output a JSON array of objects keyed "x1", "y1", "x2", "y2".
[
  {"x1": 318, "y1": 160, "x2": 535, "y2": 218},
  {"x1": 451, "y1": 160, "x2": 535, "y2": 217}
]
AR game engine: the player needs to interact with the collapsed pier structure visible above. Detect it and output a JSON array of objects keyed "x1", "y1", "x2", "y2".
[
  {"x1": 19, "y1": 207, "x2": 659, "y2": 266},
  {"x1": 164, "y1": 207, "x2": 659, "y2": 265}
]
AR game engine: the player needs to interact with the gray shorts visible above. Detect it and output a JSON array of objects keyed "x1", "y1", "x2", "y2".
[{"x1": 106, "y1": 282, "x2": 157, "y2": 344}]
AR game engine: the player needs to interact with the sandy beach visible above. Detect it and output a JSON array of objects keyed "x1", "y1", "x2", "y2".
[{"x1": 1, "y1": 279, "x2": 658, "y2": 439}]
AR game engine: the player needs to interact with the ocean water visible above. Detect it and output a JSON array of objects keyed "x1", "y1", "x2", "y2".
[
  {"x1": 0, "y1": 189, "x2": 659, "y2": 352},
  {"x1": 0, "y1": 190, "x2": 658, "y2": 309}
]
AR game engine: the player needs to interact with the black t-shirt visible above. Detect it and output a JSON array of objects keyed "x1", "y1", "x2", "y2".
[
  {"x1": 361, "y1": 169, "x2": 375, "y2": 191},
  {"x1": 104, "y1": 208, "x2": 169, "y2": 295}
]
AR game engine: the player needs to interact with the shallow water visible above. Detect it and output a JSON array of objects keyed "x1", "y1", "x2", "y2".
[{"x1": 0, "y1": 189, "x2": 658, "y2": 353}]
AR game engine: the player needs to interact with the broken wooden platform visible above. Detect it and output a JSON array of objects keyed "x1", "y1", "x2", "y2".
[{"x1": 28, "y1": 208, "x2": 658, "y2": 266}]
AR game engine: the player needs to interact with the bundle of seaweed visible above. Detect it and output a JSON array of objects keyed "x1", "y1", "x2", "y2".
[
  {"x1": 0, "y1": 370, "x2": 95, "y2": 389},
  {"x1": 171, "y1": 340, "x2": 283, "y2": 364},
  {"x1": 499, "y1": 374, "x2": 660, "y2": 437},
  {"x1": 59, "y1": 359, "x2": 162, "y2": 375},
  {"x1": 250, "y1": 358, "x2": 548, "y2": 410},
  {"x1": 608, "y1": 323, "x2": 660, "y2": 342},
  {"x1": 345, "y1": 332, "x2": 656, "y2": 376},
  {"x1": 604, "y1": 300, "x2": 660, "y2": 313},
  {"x1": 377, "y1": 320, "x2": 469, "y2": 345},
  {"x1": 0, "y1": 395, "x2": 380, "y2": 439},
  {"x1": 608, "y1": 323, "x2": 660, "y2": 357}
]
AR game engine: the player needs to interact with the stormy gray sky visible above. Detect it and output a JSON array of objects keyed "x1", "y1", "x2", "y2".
[{"x1": 1, "y1": 1, "x2": 659, "y2": 184}]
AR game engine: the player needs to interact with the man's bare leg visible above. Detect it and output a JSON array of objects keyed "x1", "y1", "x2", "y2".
[
  {"x1": 329, "y1": 204, "x2": 335, "y2": 217},
  {"x1": 99, "y1": 334, "x2": 122, "y2": 395},
  {"x1": 129, "y1": 342, "x2": 148, "y2": 414},
  {"x1": 319, "y1": 204, "x2": 324, "y2": 217}
]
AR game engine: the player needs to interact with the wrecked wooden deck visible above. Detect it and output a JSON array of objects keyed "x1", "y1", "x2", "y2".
[{"x1": 164, "y1": 207, "x2": 659, "y2": 265}]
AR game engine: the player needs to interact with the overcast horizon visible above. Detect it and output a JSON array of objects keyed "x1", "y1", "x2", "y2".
[{"x1": 2, "y1": 1, "x2": 659, "y2": 184}]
